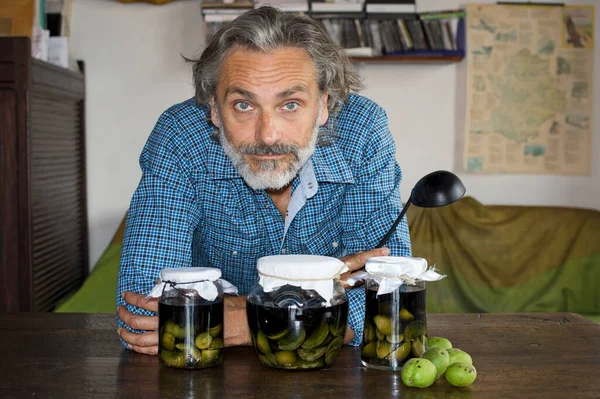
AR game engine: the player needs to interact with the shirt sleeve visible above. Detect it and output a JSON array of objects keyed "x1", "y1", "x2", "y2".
[
  {"x1": 342, "y1": 104, "x2": 412, "y2": 346},
  {"x1": 116, "y1": 111, "x2": 203, "y2": 341},
  {"x1": 346, "y1": 286, "x2": 366, "y2": 346}
]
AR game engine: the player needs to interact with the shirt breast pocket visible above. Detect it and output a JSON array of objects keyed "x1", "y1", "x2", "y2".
[
  {"x1": 207, "y1": 229, "x2": 263, "y2": 293},
  {"x1": 303, "y1": 222, "x2": 345, "y2": 258}
]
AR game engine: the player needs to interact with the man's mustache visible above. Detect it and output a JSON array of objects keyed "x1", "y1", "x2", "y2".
[{"x1": 239, "y1": 142, "x2": 300, "y2": 159}]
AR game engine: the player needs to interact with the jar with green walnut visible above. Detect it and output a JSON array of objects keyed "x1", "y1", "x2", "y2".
[
  {"x1": 246, "y1": 255, "x2": 349, "y2": 370},
  {"x1": 147, "y1": 267, "x2": 237, "y2": 369}
]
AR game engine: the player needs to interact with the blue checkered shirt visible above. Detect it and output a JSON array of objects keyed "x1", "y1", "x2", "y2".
[{"x1": 116, "y1": 93, "x2": 412, "y2": 347}]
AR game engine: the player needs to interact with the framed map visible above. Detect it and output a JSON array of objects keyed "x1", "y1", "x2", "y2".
[{"x1": 464, "y1": 4, "x2": 594, "y2": 175}]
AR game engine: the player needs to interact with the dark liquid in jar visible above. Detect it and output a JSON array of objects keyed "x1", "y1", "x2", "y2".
[
  {"x1": 361, "y1": 285, "x2": 427, "y2": 369},
  {"x1": 247, "y1": 301, "x2": 348, "y2": 370},
  {"x1": 158, "y1": 297, "x2": 224, "y2": 369}
]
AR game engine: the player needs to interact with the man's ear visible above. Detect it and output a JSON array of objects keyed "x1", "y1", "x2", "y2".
[
  {"x1": 320, "y1": 93, "x2": 329, "y2": 125},
  {"x1": 210, "y1": 98, "x2": 220, "y2": 127}
]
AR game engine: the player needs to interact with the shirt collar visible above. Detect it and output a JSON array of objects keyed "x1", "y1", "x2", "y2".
[{"x1": 207, "y1": 140, "x2": 354, "y2": 185}]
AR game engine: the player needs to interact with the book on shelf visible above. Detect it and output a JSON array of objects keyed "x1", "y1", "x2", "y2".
[
  {"x1": 405, "y1": 19, "x2": 427, "y2": 50},
  {"x1": 360, "y1": 5, "x2": 464, "y2": 59},
  {"x1": 367, "y1": 20, "x2": 383, "y2": 56},
  {"x1": 422, "y1": 19, "x2": 443, "y2": 49},
  {"x1": 364, "y1": 0, "x2": 415, "y2": 15},
  {"x1": 311, "y1": 1, "x2": 364, "y2": 13},
  {"x1": 200, "y1": 0, "x2": 254, "y2": 8},
  {"x1": 198, "y1": 0, "x2": 464, "y2": 60},
  {"x1": 45, "y1": 0, "x2": 72, "y2": 37},
  {"x1": 202, "y1": 8, "x2": 250, "y2": 22},
  {"x1": 396, "y1": 18, "x2": 413, "y2": 50},
  {"x1": 419, "y1": 9, "x2": 464, "y2": 50},
  {"x1": 314, "y1": 15, "x2": 373, "y2": 57},
  {"x1": 201, "y1": 3, "x2": 252, "y2": 42},
  {"x1": 442, "y1": 20, "x2": 456, "y2": 50}
]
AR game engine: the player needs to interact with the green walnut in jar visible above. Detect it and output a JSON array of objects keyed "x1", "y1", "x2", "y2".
[
  {"x1": 147, "y1": 267, "x2": 237, "y2": 369},
  {"x1": 247, "y1": 255, "x2": 349, "y2": 370}
]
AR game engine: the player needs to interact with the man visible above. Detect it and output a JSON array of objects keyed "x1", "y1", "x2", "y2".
[{"x1": 116, "y1": 6, "x2": 411, "y2": 355}]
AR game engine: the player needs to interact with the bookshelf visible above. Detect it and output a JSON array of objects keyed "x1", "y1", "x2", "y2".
[{"x1": 199, "y1": 1, "x2": 465, "y2": 64}]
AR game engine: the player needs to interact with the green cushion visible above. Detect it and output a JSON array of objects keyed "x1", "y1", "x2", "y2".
[{"x1": 54, "y1": 243, "x2": 122, "y2": 313}]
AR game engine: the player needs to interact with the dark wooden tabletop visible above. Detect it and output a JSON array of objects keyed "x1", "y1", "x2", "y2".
[{"x1": 0, "y1": 312, "x2": 598, "y2": 398}]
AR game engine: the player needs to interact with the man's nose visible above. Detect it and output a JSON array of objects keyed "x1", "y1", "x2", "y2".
[{"x1": 256, "y1": 110, "x2": 281, "y2": 146}]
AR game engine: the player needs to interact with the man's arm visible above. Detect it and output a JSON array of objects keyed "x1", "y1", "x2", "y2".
[
  {"x1": 116, "y1": 111, "x2": 202, "y2": 352},
  {"x1": 341, "y1": 103, "x2": 412, "y2": 346}
]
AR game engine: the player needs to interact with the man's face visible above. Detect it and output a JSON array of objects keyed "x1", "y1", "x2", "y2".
[{"x1": 211, "y1": 47, "x2": 329, "y2": 191}]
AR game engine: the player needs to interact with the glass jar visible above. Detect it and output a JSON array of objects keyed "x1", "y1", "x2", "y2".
[
  {"x1": 361, "y1": 279, "x2": 427, "y2": 371},
  {"x1": 246, "y1": 255, "x2": 349, "y2": 370},
  {"x1": 147, "y1": 267, "x2": 237, "y2": 369},
  {"x1": 359, "y1": 256, "x2": 444, "y2": 371}
]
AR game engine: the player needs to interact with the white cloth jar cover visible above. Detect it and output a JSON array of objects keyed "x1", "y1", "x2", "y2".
[
  {"x1": 147, "y1": 267, "x2": 238, "y2": 301},
  {"x1": 354, "y1": 256, "x2": 446, "y2": 296},
  {"x1": 257, "y1": 255, "x2": 349, "y2": 305}
]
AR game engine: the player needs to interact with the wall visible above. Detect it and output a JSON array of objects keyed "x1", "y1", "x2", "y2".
[{"x1": 70, "y1": 0, "x2": 600, "y2": 270}]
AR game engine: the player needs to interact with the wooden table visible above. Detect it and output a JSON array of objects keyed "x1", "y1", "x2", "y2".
[{"x1": 0, "y1": 312, "x2": 598, "y2": 398}]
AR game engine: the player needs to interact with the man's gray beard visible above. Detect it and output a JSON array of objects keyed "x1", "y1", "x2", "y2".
[{"x1": 217, "y1": 109, "x2": 322, "y2": 191}]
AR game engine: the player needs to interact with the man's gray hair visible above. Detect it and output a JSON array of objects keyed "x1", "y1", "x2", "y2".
[{"x1": 189, "y1": 6, "x2": 363, "y2": 119}]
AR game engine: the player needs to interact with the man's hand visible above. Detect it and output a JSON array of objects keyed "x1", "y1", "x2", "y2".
[
  {"x1": 117, "y1": 291, "x2": 159, "y2": 355},
  {"x1": 339, "y1": 247, "x2": 390, "y2": 289},
  {"x1": 224, "y1": 295, "x2": 252, "y2": 347},
  {"x1": 118, "y1": 291, "x2": 252, "y2": 355},
  {"x1": 338, "y1": 247, "x2": 389, "y2": 344},
  {"x1": 343, "y1": 326, "x2": 355, "y2": 344}
]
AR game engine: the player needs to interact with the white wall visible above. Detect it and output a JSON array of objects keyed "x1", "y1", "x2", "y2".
[{"x1": 70, "y1": 0, "x2": 600, "y2": 270}]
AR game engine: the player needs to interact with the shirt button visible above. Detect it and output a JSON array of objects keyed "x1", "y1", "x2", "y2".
[
  {"x1": 281, "y1": 248, "x2": 287, "y2": 254},
  {"x1": 332, "y1": 242, "x2": 339, "y2": 248},
  {"x1": 232, "y1": 250, "x2": 238, "y2": 256},
  {"x1": 307, "y1": 183, "x2": 314, "y2": 189}
]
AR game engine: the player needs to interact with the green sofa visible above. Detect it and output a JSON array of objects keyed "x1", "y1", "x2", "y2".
[{"x1": 55, "y1": 197, "x2": 600, "y2": 324}]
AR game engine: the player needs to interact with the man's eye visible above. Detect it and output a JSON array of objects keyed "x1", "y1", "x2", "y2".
[
  {"x1": 283, "y1": 102, "x2": 299, "y2": 111},
  {"x1": 234, "y1": 102, "x2": 252, "y2": 112}
]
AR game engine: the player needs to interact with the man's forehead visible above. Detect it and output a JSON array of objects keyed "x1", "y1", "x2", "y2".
[
  {"x1": 216, "y1": 47, "x2": 319, "y2": 94},
  {"x1": 223, "y1": 84, "x2": 311, "y2": 100},
  {"x1": 224, "y1": 45, "x2": 313, "y2": 63}
]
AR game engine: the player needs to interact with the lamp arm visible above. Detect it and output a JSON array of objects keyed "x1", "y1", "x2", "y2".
[{"x1": 376, "y1": 194, "x2": 413, "y2": 248}]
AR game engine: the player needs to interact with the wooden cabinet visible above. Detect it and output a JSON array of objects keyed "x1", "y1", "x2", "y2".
[{"x1": 0, "y1": 37, "x2": 88, "y2": 312}]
